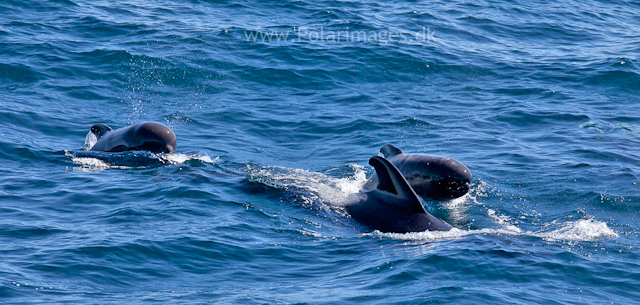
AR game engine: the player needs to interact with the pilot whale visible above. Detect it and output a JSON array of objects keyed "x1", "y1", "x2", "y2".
[
  {"x1": 88, "y1": 122, "x2": 176, "y2": 153},
  {"x1": 346, "y1": 156, "x2": 452, "y2": 233},
  {"x1": 363, "y1": 144, "x2": 472, "y2": 200}
]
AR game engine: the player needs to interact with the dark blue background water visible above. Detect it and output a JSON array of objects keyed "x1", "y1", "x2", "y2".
[{"x1": 2, "y1": 0, "x2": 639, "y2": 303}]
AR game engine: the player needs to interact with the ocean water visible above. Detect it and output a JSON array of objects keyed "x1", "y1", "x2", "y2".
[{"x1": 1, "y1": 0, "x2": 639, "y2": 303}]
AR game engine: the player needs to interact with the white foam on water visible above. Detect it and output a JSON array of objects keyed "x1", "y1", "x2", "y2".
[
  {"x1": 192, "y1": 155, "x2": 218, "y2": 164},
  {"x1": 245, "y1": 163, "x2": 369, "y2": 207},
  {"x1": 66, "y1": 150, "x2": 130, "y2": 171},
  {"x1": 371, "y1": 228, "x2": 473, "y2": 242},
  {"x1": 480, "y1": 200, "x2": 617, "y2": 243},
  {"x1": 535, "y1": 219, "x2": 618, "y2": 242},
  {"x1": 438, "y1": 190, "x2": 482, "y2": 223},
  {"x1": 487, "y1": 208, "x2": 522, "y2": 233},
  {"x1": 162, "y1": 153, "x2": 219, "y2": 165},
  {"x1": 72, "y1": 157, "x2": 114, "y2": 171},
  {"x1": 65, "y1": 150, "x2": 218, "y2": 170},
  {"x1": 432, "y1": 181, "x2": 489, "y2": 225},
  {"x1": 373, "y1": 218, "x2": 618, "y2": 244}
]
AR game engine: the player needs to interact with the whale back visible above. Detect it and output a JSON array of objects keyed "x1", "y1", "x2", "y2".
[
  {"x1": 89, "y1": 122, "x2": 176, "y2": 153},
  {"x1": 130, "y1": 122, "x2": 177, "y2": 153}
]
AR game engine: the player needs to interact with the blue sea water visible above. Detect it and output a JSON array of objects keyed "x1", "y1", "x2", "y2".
[{"x1": 1, "y1": 0, "x2": 640, "y2": 303}]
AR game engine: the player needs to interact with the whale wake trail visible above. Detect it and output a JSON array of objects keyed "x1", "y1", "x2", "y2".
[{"x1": 243, "y1": 163, "x2": 618, "y2": 243}]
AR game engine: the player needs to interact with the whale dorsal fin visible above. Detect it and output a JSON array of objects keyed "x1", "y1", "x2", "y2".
[
  {"x1": 90, "y1": 124, "x2": 113, "y2": 140},
  {"x1": 380, "y1": 144, "x2": 403, "y2": 158},
  {"x1": 369, "y1": 156, "x2": 426, "y2": 213}
]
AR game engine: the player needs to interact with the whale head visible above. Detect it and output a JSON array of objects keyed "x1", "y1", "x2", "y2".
[{"x1": 374, "y1": 144, "x2": 472, "y2": 200}]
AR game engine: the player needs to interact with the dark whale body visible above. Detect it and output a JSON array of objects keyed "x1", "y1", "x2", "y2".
[
  {"x1": 363, "y1": 144, "x2": 471, "y2": 200},
  {"x1": 89, "y1": 122, "x2": 176, "y2": 153},
  {"x1": 346, "y1": 156, "x2": 452, "y2": 233}
]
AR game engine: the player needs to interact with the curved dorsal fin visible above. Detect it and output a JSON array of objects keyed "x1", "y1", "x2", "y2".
[
  {"x1": 380, "y1": 144, "x2": 403, "y2": 158},
  {"x1": 90, "y1": 124, "x2": 113, "y2": 140},
  {"x1": 369, "y1": 156, "x2": 426, "y2": 213}
]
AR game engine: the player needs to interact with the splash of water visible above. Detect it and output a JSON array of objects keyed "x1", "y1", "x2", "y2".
[
  {"x1": 535, "y1": 219, "x2": 618, "y2": 242},
  {"x1": 65, "y1": 150, "x2": 217, "y2": 171},
  {"x1": 84, "y1": 131, "x2": 97, "y2": 149},
  {"x1": 245, "y1": 163, "x2": 368, "y2": 207},
  {"x1": 374, "y1": 217, "x2": 617, "y2": 244}
]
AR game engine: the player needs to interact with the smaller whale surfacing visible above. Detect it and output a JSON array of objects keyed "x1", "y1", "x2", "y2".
[
  {"x1": 88, "y1": 122, "x2": 177, "y2": 154},
  {"x1": 364, "y1": 144, "x2": 472, "y2": 200}
]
